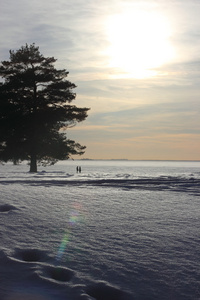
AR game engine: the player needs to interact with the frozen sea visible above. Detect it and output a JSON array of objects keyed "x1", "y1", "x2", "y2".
[{"x1": 0, "y1": 160, "x2": 200, "y2": 300}]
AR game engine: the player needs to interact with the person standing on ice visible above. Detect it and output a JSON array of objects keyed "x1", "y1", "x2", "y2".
[{"x1": 76, "y1": 166, "x2": 81, "y2": 173}]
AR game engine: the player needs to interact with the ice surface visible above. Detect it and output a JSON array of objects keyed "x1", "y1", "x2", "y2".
[{"x1": 0, "y1": 161, "x2": 200, "y2": 299}]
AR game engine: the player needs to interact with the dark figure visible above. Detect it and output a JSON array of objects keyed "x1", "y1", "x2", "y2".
[
  {"x1": 79, "y1": 166, "x2": 81, "y2": 173},
  {"x1": 76, "y1": 166, "x2": 79, "y2": 173}
]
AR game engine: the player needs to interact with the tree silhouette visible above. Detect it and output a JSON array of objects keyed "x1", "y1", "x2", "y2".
[{"x1": 0, "y1": 44, "x2": 89, "y2": 172}]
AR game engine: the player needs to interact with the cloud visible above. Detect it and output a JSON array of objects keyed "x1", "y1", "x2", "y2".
[
  {"x1": 1, "y1": 0, "x2": 200, "y2": 160},
  {"x1": 70, "y1": 131, "x2": 200, "y2": 160},
  {"x1": 68, "y1": 100, "x2": 200, "y2": 152}
]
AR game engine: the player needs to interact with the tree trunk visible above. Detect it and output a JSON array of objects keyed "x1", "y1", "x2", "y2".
[
  {"x1": 30, "y1": 154, "x2": 37, "y2": 172},
  {"x1": 29, "y1": 81, "x2": 38, "y2": 173}
]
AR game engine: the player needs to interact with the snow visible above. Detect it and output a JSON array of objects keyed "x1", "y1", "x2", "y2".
[{"x1": 0, "y1": 161, "x2": 200, "y2": 299}]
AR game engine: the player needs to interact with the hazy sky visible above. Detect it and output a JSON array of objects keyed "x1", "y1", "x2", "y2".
[{"x1": 1, "y1": 0, "x2": 200, "y2": 160}]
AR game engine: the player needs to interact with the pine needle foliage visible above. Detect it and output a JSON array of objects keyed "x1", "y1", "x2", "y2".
[{"x1": 0, "y1": 44, "x2": 89, "y2": 172}]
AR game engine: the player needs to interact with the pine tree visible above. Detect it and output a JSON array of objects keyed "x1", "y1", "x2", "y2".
[{"x1": 0, "y1": 44, "x2": 89, "y2": 172}]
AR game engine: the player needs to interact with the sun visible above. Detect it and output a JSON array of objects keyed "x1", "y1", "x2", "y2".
[{"x1": 105, "y1": 10, "x2": 174, "y2": 78}]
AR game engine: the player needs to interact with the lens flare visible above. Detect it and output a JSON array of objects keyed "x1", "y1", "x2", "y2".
[
  {"x1": 56, "y1": 232, "x2": 70, "y2": 261},
  {"x1": 55, "y1": 202, "x2": 86, "y2": 263}
]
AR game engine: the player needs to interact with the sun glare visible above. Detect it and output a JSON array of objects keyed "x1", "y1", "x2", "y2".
[{"x1": 105, "y1": 10, "x2": 174, "y2": 78}]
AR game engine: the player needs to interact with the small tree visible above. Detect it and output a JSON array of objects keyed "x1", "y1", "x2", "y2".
[{"x1": 0, "y1": 44, "x2": 89, "y2": 172}]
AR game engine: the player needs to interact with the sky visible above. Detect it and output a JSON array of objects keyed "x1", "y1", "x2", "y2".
[{"x1": 1, "y1": 0, "x2": 200, "y2": 160}]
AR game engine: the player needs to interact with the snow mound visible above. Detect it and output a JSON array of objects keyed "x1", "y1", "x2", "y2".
[
  {"x1": 40, "y1": 265, "x2": 74, "y2": 283},
  {"x1": 85, "y1": 281, "x2": 133, "y2": 300},
  {"x1": 13, "y1": 248, "x2": 49, "y2": 263},
  {"x1": 0, "y1": 203, "x2": 18, "y2": 212}
]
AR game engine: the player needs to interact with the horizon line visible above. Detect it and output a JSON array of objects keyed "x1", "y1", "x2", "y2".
[{"x1": 77, "y1": 158, "x2": 200, "y2": 162}]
